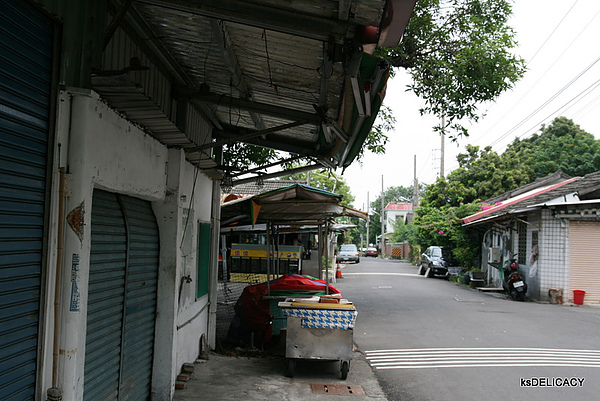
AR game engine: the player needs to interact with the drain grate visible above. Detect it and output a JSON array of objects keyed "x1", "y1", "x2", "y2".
[{"x1": 311, "y1": 384, "x2": 365, "y2": 396}]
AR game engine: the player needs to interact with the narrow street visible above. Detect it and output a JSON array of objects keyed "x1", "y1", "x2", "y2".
[{"x1": 335, "y1": 258, "x2": 600, "y2": 401}]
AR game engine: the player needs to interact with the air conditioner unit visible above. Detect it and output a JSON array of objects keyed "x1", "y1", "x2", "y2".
[{"x1": 488, "y1": 247, "x2": 501, "y2": 263}]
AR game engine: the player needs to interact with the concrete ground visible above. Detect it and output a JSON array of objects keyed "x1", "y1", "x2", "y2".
[{"x1": 172, "y1": 348, "x2": 387, "y2": 401}]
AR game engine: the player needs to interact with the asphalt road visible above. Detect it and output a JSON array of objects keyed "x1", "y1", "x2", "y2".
[{"x1": 334, "y1": 258, "x2": 600, "y2": 401}]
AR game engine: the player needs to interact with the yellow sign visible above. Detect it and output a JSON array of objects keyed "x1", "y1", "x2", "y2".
[{"x1": 231, "y1": 249, "x2": 300, "y2": 259}]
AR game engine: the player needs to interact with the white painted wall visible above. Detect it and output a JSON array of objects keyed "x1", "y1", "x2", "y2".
[
  {"x1": 153, "y1": 149, "x2": 212, "y2": 399},
  {"x1": 46, "y1": 90, "x2": 214, "y2": 400},
  {"x1": 385, "y1": 209, "x2": 410, "y2": 233},
  {"x1": 539, "y1": 209, "x2": 569, "y2": 302}
]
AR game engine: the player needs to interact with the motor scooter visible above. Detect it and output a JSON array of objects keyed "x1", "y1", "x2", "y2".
[{"x1": 500, "y1": 257, "x2": 527, "y2": 301}]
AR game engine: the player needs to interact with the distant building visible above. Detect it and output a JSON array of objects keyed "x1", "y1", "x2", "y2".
[{"x1": 384, "y1": 202, "x2": 413, "y2": 233}]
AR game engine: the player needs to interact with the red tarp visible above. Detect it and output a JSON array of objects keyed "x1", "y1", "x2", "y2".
[{"x1": 227, "y1": 274, "x2": 340, "y2": 347}]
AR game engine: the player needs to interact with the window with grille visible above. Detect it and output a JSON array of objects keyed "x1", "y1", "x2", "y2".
[{"x1": 518, "y1": 220, "x2": 527, "y2": 264}]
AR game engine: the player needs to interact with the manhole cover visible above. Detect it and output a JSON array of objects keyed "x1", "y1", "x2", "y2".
[{"x1": 311, "y1": 384, "x2": 365, "y2": 396}]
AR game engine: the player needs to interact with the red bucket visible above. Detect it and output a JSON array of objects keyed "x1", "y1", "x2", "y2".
[{"x1": 573, "y1": 290, "x2": 586, "y2": 305}]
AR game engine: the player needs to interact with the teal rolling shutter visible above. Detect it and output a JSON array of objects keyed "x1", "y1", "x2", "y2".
[
  {"x1": 85, "y1": 190, "x2": 158, "y2": 400},
  {"x1": 0, "y1": 0, "x2": 53, "y2": 399}
]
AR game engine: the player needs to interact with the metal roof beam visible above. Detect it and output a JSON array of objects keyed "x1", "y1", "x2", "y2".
[
  {"x1": 338, "y1": 0, "x2": 353, "y2": 21},
  {"x1": 213, "y1": 127, "x2": 322, "y2": 157},
  {"x1": 211, "y1": 19, "x2": 266, "y2": 131},
  {"x1": 230, "y1": 155, "x2": 304, "y2": 178},
  {"x1": 195, "y1": 120, "x2": 308, "y2": 151},
  {"x1": 104, "y1": 0, "x2": 135, "y2": 50},
  {"x1": 186, "y1": 93, "x2": 320, "y2": 123},
  {"x1": 232, "y1": 164, "x2": 322, "y2": 186},
  {"x1": 136, "y1": 0, "x2": 352, "y2": 42}
]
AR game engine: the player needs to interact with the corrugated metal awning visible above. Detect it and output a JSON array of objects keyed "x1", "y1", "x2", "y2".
[{"x1": 93, "y1": 0, "x2": 416, "y2": 176}]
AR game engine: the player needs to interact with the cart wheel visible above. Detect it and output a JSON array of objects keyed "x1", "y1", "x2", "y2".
[
  {"x1": 287, "y1": 359, "x2": 295, "y2": 378},
  {"x1": 340, "y1": 361, "x2": 349, "y2": 380}
]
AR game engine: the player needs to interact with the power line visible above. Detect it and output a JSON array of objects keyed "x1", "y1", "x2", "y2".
[
  {"x1": 488, "y1": 55, "x2": 600, "y2": 149},
  {"x1": 526, "y1": 1, "x2": 579, "y2": 65},
  {"x1": 469, "y1": 1, "x2": 579, "y2": 143},
  {"x1": 471, "y1": 2, "x2": 600, "y2": 146},
  {"x1": 571, "y1": 91, "x2": 600, "y2": 121},
  {"x1": 494, "y1": 76, "x2": 600, "y2": 154}
]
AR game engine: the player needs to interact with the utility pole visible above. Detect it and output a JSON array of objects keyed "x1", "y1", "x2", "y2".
[
  {"x1": 366, "y1": 192, "x2": 370, "y2": 246},
  {"x1": 381, "y1": 175, "x2": 385, "y2": 257},
  {"x1": 412, "y1": 155, "x2": 418, "y2": 222},
  {"x1": 440, "y1": 116, "x2": 445, "y2": 178}
]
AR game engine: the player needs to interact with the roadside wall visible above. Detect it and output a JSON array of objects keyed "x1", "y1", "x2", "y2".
[{"x1": 46, "y1": 91, "x2": 213, "y2": 400}]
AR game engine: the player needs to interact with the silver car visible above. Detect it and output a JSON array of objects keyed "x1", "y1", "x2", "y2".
[{"x1": 336, "y1": 244, "x2": 360, "y2": 263}]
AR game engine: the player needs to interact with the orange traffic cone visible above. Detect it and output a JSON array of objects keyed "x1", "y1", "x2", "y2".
[{"x1": 336, "y1": 263, "x2": 343, "y2": 279}]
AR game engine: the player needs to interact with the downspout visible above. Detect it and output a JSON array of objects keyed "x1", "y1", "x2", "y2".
[
  {"x1": 325, "y1": 222, "x2": 330, "y2": 295},
  {"x1": 266, "y1": 221, "x2": 271, "y2": 296},
  {"x1": 47, "y1": 167, "x2": 67, "y2": 401},
  {"x1": 208, "y1": 176, "x2": 221, "y2": 349},
  {"x1": 208, "y1": 148, "x2": 223, "y2": 349}
]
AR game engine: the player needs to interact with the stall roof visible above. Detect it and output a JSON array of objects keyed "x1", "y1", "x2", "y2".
[{"x1": 221, "y1": 183, "x2": 367, "y2": 226}]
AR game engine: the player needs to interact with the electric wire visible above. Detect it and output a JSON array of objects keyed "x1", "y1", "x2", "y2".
[
  {"x1": 470, "y1": 1, "x2": 586, "y2": 145},
  {"x1": 488, "y1": 54, "x2": 600, "y2": 149},
  {"x1": 526, "y1": 0, "x2": 579, "y2": 66},
  {"x1": 496, "y1": 76, "x2": 600, "y2": 152},
  {"x1": 571, "y1": 91, "x2": 600, "y2": 121}
]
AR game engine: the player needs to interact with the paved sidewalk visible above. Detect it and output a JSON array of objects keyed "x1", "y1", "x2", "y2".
[{"x1": 173, "y1": 349, "x2": 388, "y2": 401}]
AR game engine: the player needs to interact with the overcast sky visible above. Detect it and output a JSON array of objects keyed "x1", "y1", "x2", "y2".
[{"x1": 344, "y1": 0, "x2": 600, "y2": 212}]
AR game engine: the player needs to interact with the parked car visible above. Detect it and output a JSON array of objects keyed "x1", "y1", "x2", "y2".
[
  {"x1": 365, "y1": 247, "x2": 378, "y2": 257},
  {"x1": 336, "y1": 244, "x2": 360, "y2": 263},
  {"x1": 419, "y1": 246, "x2": 459, "y2": 278}
]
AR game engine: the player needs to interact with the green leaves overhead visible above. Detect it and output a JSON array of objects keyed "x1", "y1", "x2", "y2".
[{"x1": 377, "y1": 0, "x2": 526, "y2": 137}]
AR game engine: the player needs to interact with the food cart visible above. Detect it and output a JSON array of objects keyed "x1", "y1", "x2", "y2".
[{"x1": 278, "y1": 295, "x2": 357, "y2": 379}]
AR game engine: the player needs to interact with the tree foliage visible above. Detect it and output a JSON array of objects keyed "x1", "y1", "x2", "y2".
[
  {"x1": 415, "y1": 202, "x2": 482, "y2": 268},
  {"x1": 223, "y1": 143, "x2": 279, "y2": 171},
  {"x1": 421, "y1": 117, "x2": 600, "y2": 208},
  {"x1": 415, "y1": 117, "x2": 600, "y2": 268},
  {"x1": 510, "y1": 117, "x2": 600, "y2": 177},
  {"x1": 377, "y1": 0, "x2": 526, "y2": 138}
]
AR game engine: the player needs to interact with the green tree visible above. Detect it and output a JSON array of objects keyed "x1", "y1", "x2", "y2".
[
  {"x1": 510, "y1": 117, "x2": 600, "y2": 178},
  {"x1": 377, "y1": 0, "x2": 526, "y2": 138},
  {"x1": 390, "y1": 217, "x2": 418, "y2": 244},
  {"x1": 416, "y1": 117, "x2": 600, "y2": 268},
  {"x1": 223, "y1": 143, "x2": 279, "y2": 171},
  {"x1": 415, "y1": 202, "x2": 481, "y2": 268},
  {"x1": 422, "y1": 144, "x2": 532, "y2": 208}
]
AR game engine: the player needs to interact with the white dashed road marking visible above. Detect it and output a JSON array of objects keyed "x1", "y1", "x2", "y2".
[{"x1": 364, "y1": 348, "x2": 600, "y2": 369}]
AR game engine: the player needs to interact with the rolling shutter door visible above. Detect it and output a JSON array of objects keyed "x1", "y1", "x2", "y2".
[
  {"x1": 569, "y1": 221, "x2": 600, "y2": 303},
  {"x1": 0, "y1": 0, "x2": 53, "y2": 399},
  {"x1": 85, "y1": 190, "x2": 159, "y2": 401}
]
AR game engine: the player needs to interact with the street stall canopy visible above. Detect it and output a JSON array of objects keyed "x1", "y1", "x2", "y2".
[{"x1": 221, "y1": 183, "x2": 368, "y2": 227}]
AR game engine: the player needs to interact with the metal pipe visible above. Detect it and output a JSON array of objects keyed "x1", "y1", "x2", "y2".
[
  {"x1": 266, "y1": 221, "x2": 271, "y2": 296},
  {"x1": 325, "y1": 223, "x2": 330, "y2": 295},
  {"x1": 208, "y1": 154, "x2": 223, "y2": 349},
  {"x1": 52, "y1": 167, "x2": 67, "y2": 388}
]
